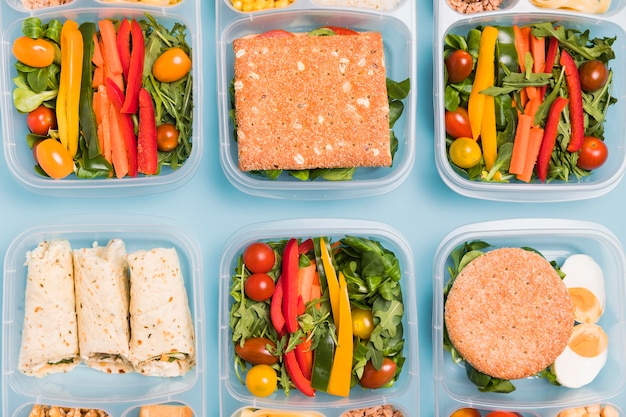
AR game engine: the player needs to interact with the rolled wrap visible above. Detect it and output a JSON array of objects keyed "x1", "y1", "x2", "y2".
[
  {"x1": 73, "y1": 238, "x2": 133, "y2": 374},
  {"x1": 18, "y1": 239, "x2": 80, "y2": 377},
  {"x1": 127, "y1": 247, "x2": 195, "y2": 376}
]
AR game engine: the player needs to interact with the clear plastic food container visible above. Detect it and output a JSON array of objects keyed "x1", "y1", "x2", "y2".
[
  {"x1": 432, "y1": 218, "x2": 626, "y2": 414},
  {"x1": 218, "y1": 218, "x2": 419, "y2": 416},
  {"x1": 215, "y1": 1, "x2": 416, "y2": 200},
  {"x1": 1, "y1": 215, "x2": 206, "y2": 417},
  {"x1": 433, "y1": 1, "x2": 626, "y2": 202},
  {"x1": 0, "y1": 0, "x2": 203, "y2": 197}
]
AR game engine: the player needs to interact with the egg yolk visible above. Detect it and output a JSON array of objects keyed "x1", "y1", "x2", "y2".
[
  {"x1": 568, "y1": 323, "x2": 608, "y2": 358},
  {"x1": 568, "y1": 287, "x2": 603, "y2": 323}
]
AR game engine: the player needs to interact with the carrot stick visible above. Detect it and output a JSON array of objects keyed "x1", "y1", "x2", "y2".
[
  {"x1": 98, "y1": 21, "x2": 124, "y2": 91},
  {"x1": 513, "y1": 25, "x2": 530, "y2": 73},
  {"x1": 509, "y1": 114, "x2": 533, "y2": 175},
  {"x1": 531, "y1": 34, "x2": 545, "y2": 74},
  {"x1": 524, "y1": 96, "x2": 541, "y2": 121},
  {"x1": 108, "y1": 101, "x2": 129, "y2": 178},
  {"x1": 92, "y1": 33, "x2": 103, "y2": 67},
  {"x1": 517, "y1": 126, "x2": 545, "y2": 183},
  {"x1": 92, "y1": 65, "x2": 104, "y2": 88}
]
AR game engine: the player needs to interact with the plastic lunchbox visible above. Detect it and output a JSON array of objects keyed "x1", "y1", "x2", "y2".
[
  {"x1": 433, "y1": 0, "x2": 626, "y2": 202},
  {"x1": 432, "y1": 218, "x2": 626, "y2": 415},
  {"x1": 215, "y1": 0, "x2": 417, "y2": 200},
  {"x1": 1, "y1": 214, "x2": 206, "y2": 417},
  {"x1": 0, "y1": 0, "x2": 203, "y2": 197},
  {"x1": 218, "y1": 218, "x2": 419, "y2": 416}
]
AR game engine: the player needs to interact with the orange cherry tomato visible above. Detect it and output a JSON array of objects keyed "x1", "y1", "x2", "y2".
[
  {"x1": 450, "y1": 408, "x2": 481, "y2": 417},
  {"x1": 156, "y1": 123, "x2": 180, "y2": 152},
  {"x1": 152, "y1": 47, "x2": 191, "y2": 83},
  {"x1": 34, "y1": 138, "x2": 74, "y2": 179},
  {"x1": 12, "y1": 36, "x2": 56, "y2": 68}
]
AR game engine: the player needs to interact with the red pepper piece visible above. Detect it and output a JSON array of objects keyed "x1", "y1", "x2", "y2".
[
  {"x1": 105, "y1": 78, "x2": 138, "y2": 177},
  {"x1": 137, "y1": 88, "x2": 158, "y2": 175},
  {"x1": 282, "y1": 238, "x2": 300, "y2": 334},
  {"x1": 116, "y1": 18, "x2": 131, "y2": 80},
  {"x1": 284, "y1": 349, "x2": 315, "y2": 397},
  {"x1": 559, "y1": 50, "x2": 585, "y2": 152},
  {"x1": 270, "y1": 277, "x2": 286, "y2": 336},
  {"x1": 540, "y1": 36, "x2": 559, "y2": 99},
  {"x1": 295, "y1": 338, "x2": 313, "y2": 380},
  {"x1": 298, "y1": 238, "x2": 314, "y2": 255},
  {"x1": 121, "y1": 20, "x2": 145, "y2": 114},
  {"x1": 537, "y1": 96, "x2": 569, "y2": 182}
]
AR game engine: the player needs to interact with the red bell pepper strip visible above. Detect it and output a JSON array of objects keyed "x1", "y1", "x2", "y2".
[
  {"x1": 270, "y1": 277, "x2": 286, "y2": 335},
  {"x1": 116, "y1": 18, "x2": 131, "y2": 80},
  {"x1": 137, "y1": 88, "x2": 158, "y2": 175},
  {"x1": 539, "y1": 36, "x2": 559, "y2": 100},
  {"x1": 537, "y1": 96, "x2": 569, "y2": 182},
  {"x1": 284, "y1": 348, "x2": 315, "y2": 397},
  {"x1": 121, "y1": 20, "x2": 145, "y2": 114},
  {"x1": 298, "y1": 238, "x2": 314, "y2": 255},
  {"x1": 105, "y1": 78, "x2": 138, "y2": 177},
  {"x1": 295, "y1": 338, "x2": 313, "y2": 380},
  {"x1": 282, "y1": 238, "x2": 300, "y2": 334},
  {"x1": 559, "y1": 50, "x2": 585, "y2": 152}
]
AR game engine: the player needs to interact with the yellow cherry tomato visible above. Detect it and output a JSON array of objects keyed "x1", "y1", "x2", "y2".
[
  {"x1": 351, "y1": 307, "x2": 375, "y2": 340},
  {"x1": 450, "y1": 408, "x2": 482, "y2": 417},
  {"x1": 245, "y1": 364, "x2": 277, "y2": 397},
  {"x1": 152, "y1": 47, "x2": 191, "y2": 83},
  {"x1": 34, "y1": 138, "x2": 74, "y2": 179},
  {"x1": 12, "y1": 36, "x2": 56, "y2": 68},
  {"x1": 449, "y1": 137, "x2": 482, "y2": 169}
]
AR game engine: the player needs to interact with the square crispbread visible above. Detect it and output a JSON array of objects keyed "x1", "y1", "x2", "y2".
[{"x1": 232, "y1": 32, "x2": 391, "y2": 172}]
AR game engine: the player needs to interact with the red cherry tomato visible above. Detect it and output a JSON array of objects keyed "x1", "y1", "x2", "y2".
[
  {"x1": 445, "y1": 50, "x2": 473, "y2": 84},
  {"x1": 450, "y1": 408, "x2": 481, "y2": 417},
  {"x1": 578, "y1": 60, "x2": 609, "y2": 92},
  {"x1": 322, "y1": 26, "x2": 359, "y2": 35},
  {"x1": 358, "y1": 358, "x2": 397, "y2": 389},
  {"x1": 485, "y1": 412, "x2": 522, "y2": 417},
  {"x1": 156, "y1": 123, "x2": 180, "y2": 152},
  {"x1": 576, "y1": 136, "x2": 608, "y2": 171},
  {"x1": 243, "y1": 242, "x2": 276, "y2": 273},
  {"x1": 34, "y1": 138, "x2": 74, "y2": 179},
  {"x1": 245, "y1": 273, "x2": 275, "y2": 302},
  {"x1": 27, "y1": 105, "x2": 57, "y2": 136},
  {"x1": 445, "y1": 107, "x2": 473, "y2": 139},
  {"x1": 256, "y1": 29, "x2": 295, "y2": 39}
]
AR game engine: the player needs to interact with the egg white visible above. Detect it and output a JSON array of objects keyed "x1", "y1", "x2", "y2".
[{"x1": 561, "y1": 254, "x2": 606, "y2": 323}]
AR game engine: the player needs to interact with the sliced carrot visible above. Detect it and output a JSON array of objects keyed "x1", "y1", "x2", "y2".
[
  {"x1": 97, "y1": 20, "x2": 123, "y2": 74},
  {"x1": 92, "y1": 65, "x2": 104, "y2": 88},
  {"x1": 517, "y1": 126, "x2": 545, "y2": 183},
  {"x1": 524, "y1": 96, "x2": 541, "y2": 121},
  {"x1": 92, "y1": 33, "x2": 103, "y2": 67},
  {"x1": 531, "y1": 33, "x2": 546, "y2": 74},
  {"x1": 509, "y1": 114, "x2": 533, "y2": 175},
  {"x1": 98, "y1": 85, "x2": 111, "y2": 163},
  {"x1": 513, "y1": 25, "x2": 530, "y2": 73},
  {"x1": 297, "y1": 263, "x2": 317, "y2": 305},
  {"x1": 108, "y1": 101, "x2": 129, "y2": 178}
]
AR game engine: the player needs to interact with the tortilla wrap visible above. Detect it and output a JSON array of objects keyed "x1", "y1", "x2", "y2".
[
  {"x1": 127, "y1": 247, "x2": 195, "y2": 376},
  {"x1": 18, "y1": 239, "x2": 80, "y2": 377},
  {"x1": 73, "y1": 238, "x2": 133, "y2": 374}
]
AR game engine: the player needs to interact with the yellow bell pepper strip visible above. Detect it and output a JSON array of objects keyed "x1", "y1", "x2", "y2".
[
  {"x1": 57, "y1": 20, "x2": 84, "y2": 158},
  {"x1": 481, "y1": 94, "x2": 498, "y2": 172},
  {"x1": 468, "y1": 26, "x2": 499, "y2": 141},
  {"x1": 319, "y1": 237, "x2": 340, "y2": 328},
  {"x1": 326, "y1": 272, "x2": 353, "y2": 397},
  {"x1": 281, "y1": 238, "x2": 300, "y2": 334}
]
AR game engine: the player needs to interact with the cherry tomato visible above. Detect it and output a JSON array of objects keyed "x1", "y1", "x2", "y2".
[
  {"x1": 359, "y1": 358, "x2": 397, "y2": 389},
  {"x1": 34, "y1": 138, "x2": 74, "y2": 179},
  {"x1": 322, "y1": 26, "x2": 359, "y2": 35},
  {"x1": 156, "y1": 123, "x2": 180, "y2": 152},
  {"x1": 12, "y1": 36, "x2": 55, "y2": 68},
  {"x1": 351, "y1": 307, "x2": 374, "y2": 340},
  {"x1": 152, "y1": 47, "x2": 191, "y2": 83},
  {"x1": 449, "y1": 137, "x2": 481, "y2": 169},
  {"x1": 450, "y1": 408, "x2": 481, "y2": 417},
  {"x1": 245, "y1": 273, "x2": 275, "y2": 301},
  {"x1": 27, "y1": 105, "x2": 57, "y2": 136},
  {"x1": 578, "y1": 60, "x2": 609, "y2": 92},
  {"x1": 576, "y1": 136, "x2": 608, "y2": 171},
  {"x1": 234, "y1": 337, "x2": 278, "y2": 365},
  {"x1": 445, "y1": 49, "x2": 473, "y2": 84},
  {"x1": 243, "y1": 242, "x2": 276, "y2": 273},
  {"x1": 445, "y1": 107, "x2": 472, "y2": 139},
  {"x1": 485, "y1": 412, "x2": 522, "y2": 417},
  {"x1": 245, "y1": 364, "x2": 277, "y2": 397},
  {"x1": 256, "y1": 29, "x2": 295, "y2": 39}
]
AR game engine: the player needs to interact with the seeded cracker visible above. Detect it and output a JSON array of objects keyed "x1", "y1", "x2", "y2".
[
  {"x1": 232, "y1": 32, "x2": 391, "y2": 172},
  {"x1": 444, "y1": 247, "x2": 575, "y2": 380}
]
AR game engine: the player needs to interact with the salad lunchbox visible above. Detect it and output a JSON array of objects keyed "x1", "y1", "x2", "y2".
[{"x1": 434, "y1": 0, "x2": 626, "y2": 202}]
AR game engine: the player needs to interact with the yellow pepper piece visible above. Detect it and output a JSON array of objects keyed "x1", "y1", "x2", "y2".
[
  {"x1": 326, "y1": 272, "x2": 353, "y2": 397},
  {"x1": 57, "y1": 20, "x2": 83, "y2": 158},
  {"x1": 468, "y1": 26, "x2": 499, "y2": 141},
  {"x1": 320, "y1": 237, "x2": 340, "y2": 328},
  {"x1": 481, "y1": 94, "x2": 498, "y2": 172}
]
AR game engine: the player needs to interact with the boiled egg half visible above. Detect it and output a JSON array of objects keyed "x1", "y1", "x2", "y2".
[
  {"x1": 552, "y1": 323, "x2": 608, "y2": 388},
  {"x1": 561, "y1": 254, "x2": 605, "y2": 323}
]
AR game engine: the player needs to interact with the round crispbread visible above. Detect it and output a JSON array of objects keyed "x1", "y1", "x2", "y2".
[{"x1": 444, "y1": 247, "x2": 575, "y2": 380}]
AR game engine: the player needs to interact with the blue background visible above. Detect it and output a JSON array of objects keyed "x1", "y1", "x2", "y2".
[{"x1": 1, "y1": 0, "x2": 626, "y2": 415}]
